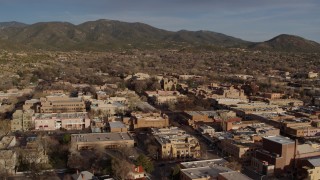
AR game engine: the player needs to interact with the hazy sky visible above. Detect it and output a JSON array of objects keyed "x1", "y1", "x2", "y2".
[{"x1": 0, "y1": 0, "x2": 319, "y2": 42}]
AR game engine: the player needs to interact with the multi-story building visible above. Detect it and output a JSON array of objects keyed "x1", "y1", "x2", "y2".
[
  {"x1": 266, "y1": 98, "x2": 304, "y2": 107},
  {"x1": 39, "y1": 94, "x2": 86, "y2": 113},
  {"x1": 298, "y1": 157, "x2": 320, "y2": 180},
  {"x1": 145, "y1": 90, "x2": 186, "y2": 105},
  {"x1": 90, "y1": 99, "x2": 127, "y2": 117},
  {"x1": 43, "y1": 89, "x2": 65, "y2": 95},
  {"x1": 152, "y1": 127, "x2": 201, "y2": 159},
  {"x1": 108, "y1": 121, "x2": 128, "y2": 133},
  {"x1": 197, "y1": 124, "x2": 215, "y2": 135},
  {"x1": 179, "y1": 159, "x2": 252, "y2": 180},
  {"x1": 23, "y1": 99, "x2": 40, "y2": 111},
  {"x1": 182, "y1": 110, "x2": 240, "y2": 128},
  {"x1": 230, "y1": 101, "x2": 284, "y2": 118},
  {"x1": 91, "y1": 117, "x2": 106, "y2": 133},
  {"x1": 220, "y1": 138, "x2": 258, "y2": 162},
  {"x1": 129, "y1": 111, "x2": 169, "y2": 129},
  {"x1": 32, "y1": 112, "x2": 90, "y2": 131},
  {"x1": 161, "y1": 77, "x2": 178, "y2": 91},
  {"x1": 254, "y1": 136, "x2": 295, "y2": 176},
  {"x1": 203, "y1": 84, "x2": 247, "y2": 99},
  {"x1": 11, "y1": 109, "x2": 34, "y2": 131},
  {"x1": 285, "y1": 125, "x2": 320, "y2": 137},
  {"x1": 70, "y1": 132, "x2": 134, "y2": 150},
  {"x1": 263, "y1": 93, "x2": 283, "y2": 100}
]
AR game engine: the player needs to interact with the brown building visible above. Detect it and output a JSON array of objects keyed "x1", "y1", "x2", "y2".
[
  {"x1": 254, "y1": 136, "x2": 295, "y2": 176},
  {"x1": 220, "y1": 138, "x2": 258, "y2": 162},
  {"x1": 145, "y1": 90, "x2": 185, "y2": 105},
  {"x1": 285, "y1": 126, "x2": 320, "y2": 137},
  {"x1": 43, "y1": 89, "x2": 65, "y2": 95},
  {"x1": 70, "y1": 132, "x2": 134, "y2": 150},
  {"x1": 11, "y1": 109, "x2": 34, "y2": 132},
  {"x1": 152, "y1": 127, "x2": 201, "y2": 159},
  {"x1": 129, "y1": 111, "x2": 169, "y2": 130},
  {"x1": 108, "y1": 121, "x2": 128, "y2": 133},
  {"x1": 39, "y1": 94, "x2": 86, "y2": 113},
  {"x1": 183, "y1": 110, "x2": 240, "y2": 128},
  {"x1": 264, "y1": 93, "x2": 283, "y2": 100},
  {"x1": 249, "y1": 138, "x2": 320, "y2": 178},
  {"x1": 23, "y1": 99, "x2": 40, "y2": 111},
  {"x1": 267, "y1": 98, "x2": 304, "y2": 107}
]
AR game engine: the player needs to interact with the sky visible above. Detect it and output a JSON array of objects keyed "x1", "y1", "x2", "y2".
[{"x1": 0, "y1": 0, "x2": 319, "y2": 42}]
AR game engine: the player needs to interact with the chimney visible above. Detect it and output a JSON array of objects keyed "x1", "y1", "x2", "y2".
[{"x1": 81, "y1": 173, "x2": 84, "y2": 180}]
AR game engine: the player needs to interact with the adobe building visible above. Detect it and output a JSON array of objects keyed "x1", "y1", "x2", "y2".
[
  {"x1": 23, "y1": 99, "x2": 40, "y2": 111},
  {"x1": 38, "y1": 94, "x2": 86, "y2": 113},
  {"x1": 108, "y1": 121, "x2": 128, "y2": 133},
  {"x1": 182, "y1": 110, "x2": 240, "y2": 129},
  {"x1": 11, "y1": 109, "x2": 34, "y2": 132},
  {"x1": 129, "y1": 111, "x2": 169, "y2": 130},
  {"x1": 160, "y1": 77, "x2": 178, "y2": 91},
  {"x1": 180, "y1": 159, "x2": 251, "y2": 180},
  {"x1": 145, "y1": 90, "x2": 185, "y2": 105},
  {"x1": 230, "y1": 101, "x2": 284, "y2": 119},
  {"x1": 266, "y1": 98, "x2": 304, "y2": 107},
  {"x1": 43, "y1": 89, "x2": 65, "y2": 95},
  {"x1": 207, "y1": 84, "x2": 247, "y2": 100},
  {"x1": 152, "y1": 127, "x2": 201, "y2": 159},
  {"x1": 297, "y1": 156, "x2": 320, "y2": 180},
  {"x1": 264, "y1": 93, "x2": 283, "y2": 100},
  {"x1": 70, "y1": 132, "x2": 134, "y2": 150},
  {"x1": 32, "y1": 112, "x2": 90, "y2": 131},
  {"x1": 90, "y1": 98, "x2": 128, "y2": 117}
]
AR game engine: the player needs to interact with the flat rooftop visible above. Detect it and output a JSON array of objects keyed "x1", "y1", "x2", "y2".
[
  {"x1": 185, "y1": 111, "x2": 218, "y2": 117},
  {"x1": 180, "y1": 159, "x2": 227, "y2": 169},
  {"x1": 181, "y1": 165, "x2": 231, "y2": 179},
  {"x1": 71, "y1": 132, "x2": 133, "y2": 143},
  {"x1": 34, "y1": 112, "x2": 88, "y2": 119},
  {"x1": 136, "y1": 102, "x2": 157, "y2": 112},
  {"x1": 297, "y1": 144, "x2": 320, "y2": 154},
  {"x1": 264, "y1": 136, "x2": 294, "y2": 145},
  {"x1": 109, "y1": 121, "x2": 126, "y2": 129},
  {"x1": 307, "y1": 156, "x2": 320, "y2": 167},
  {"x1": 151, "y1": 127, "x2": 185, "y2": 135},
  {"x1": 219, "y1": 171, "x2": 252, "y2": 180}
]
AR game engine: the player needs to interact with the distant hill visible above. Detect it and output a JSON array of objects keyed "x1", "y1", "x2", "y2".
[
  {"x1": 165, "y1": 30, "x2": 250, "y2": 47},
  {"x1": 0, "y1": 19, "x2": 249, "y2": 50},
  {"x1": 250, "y1": 34, "x2": 320, "y2": 52},
  {"x1": 0, "y1": 21, "x2": 28, "y2": 29},
  {"x1": 0, "y1": 19, "x2": 318, "y2": 52}
]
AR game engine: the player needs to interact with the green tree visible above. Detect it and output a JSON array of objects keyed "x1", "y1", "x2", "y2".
[
  {"x1": 135, "y1": 154, "x2": 154, "y2": 173},
  {"x1": 62, "y1": 134, "x2": 71, "y2": 144},
  {"x1": 171, "y1": 165, "x2": 180, "y2": 180}
]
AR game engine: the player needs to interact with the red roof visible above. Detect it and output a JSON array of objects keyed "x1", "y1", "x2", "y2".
[{"x1": 134, "y1": 166, "x2": 144, "y2": 173}]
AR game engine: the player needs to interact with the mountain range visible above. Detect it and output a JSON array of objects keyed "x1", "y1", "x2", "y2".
[{"x1": 0, "y1": 19, "x2": 319, "y2": 52}]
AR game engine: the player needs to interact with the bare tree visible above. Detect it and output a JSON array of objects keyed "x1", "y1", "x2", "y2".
[{"x1": 111, "y1": 158, "x2": 132, "y2": 179}]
